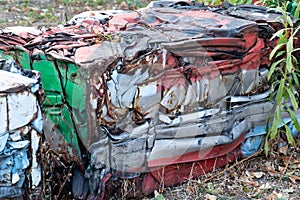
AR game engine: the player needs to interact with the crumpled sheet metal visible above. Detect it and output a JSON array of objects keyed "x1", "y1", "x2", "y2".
[
  {"x1": 0, "y1": 1, "x2": 298, "y2": 199},
  {"x1": 0, "y1": 59, "x2": 43, "y2": 199}
]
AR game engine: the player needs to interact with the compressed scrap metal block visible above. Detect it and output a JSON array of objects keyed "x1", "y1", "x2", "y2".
[
  {"x1": 0, "y1": 1, "x2": 299, "y2": 199},
  {"x1": 0, "y1": 59, "x2": 42, "y2": 199}
]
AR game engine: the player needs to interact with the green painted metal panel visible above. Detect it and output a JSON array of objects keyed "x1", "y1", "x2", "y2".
[
  {"x1": 14, "y1": 48, "x2": 31, "y2": 70},
  {"x1": 44, "y1": 105, "x2": 81, "y2": 155},
  {"x1": 33, "y1": 60, "x2": 63, "y2": 93},
  {"x1": 0, "y1": 49, "x2": 31, "y2": 69},
  {"x1": 43, "y1": 94, "x2": 63, "y2": 106},
  {"x1": 0, "y1": 50, "x2": 14, "y2": 60}
]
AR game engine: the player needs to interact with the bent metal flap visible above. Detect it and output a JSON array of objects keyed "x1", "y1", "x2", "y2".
[{"x1": 0, "y1": 1, "x2": 299, "y2": 199}]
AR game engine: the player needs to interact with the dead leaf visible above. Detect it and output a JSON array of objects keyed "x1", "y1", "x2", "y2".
[
  {"x1": 266, "y1": 190, "x2": 288, "y2": 200},
  {"x1": 245, "y1": 170, "x2": 251, "y2": 177},
  {"x1": 186, "y1": 185, "x2": 195, "y2": 194},
  {"x1": 250, "y1": 189, "x2": 262, "y2": 198},
  {"x1": 283, "y1": 188, "x2": 295, "y2": 193},
  {"x1": 266, "y1": 191, "x2": 278, "y2": 200},
  {"x1": 279, "y1": 145, "x2": 288, "y2": 155},
  {"x1": 242, "y1": 179, "x2": 260, "y2": 187},
  {"x1": 259, "y1": 182, "x2": 272, "y2": 190},
  {"x1": 287, "y1": 173, "x2": 298, "y2": 183},
  {"x1": 252, "y1": 172, "x2": 264, "y2": 179},
  {"x1": 265, "y1": 162, "x2": 277, "y2": 176},
  {"x1": 278, "y1": 166, "x2": 285, "y2": 173},
  {"x1": 292, "y1": 158, "x2": 299, "y2": 164},
  {"x1": 281, "y1": 156, "x2": 299, "y2": 166},
  {"x1": 204, "y1": 194, "x2": 217, "y2": 200}
]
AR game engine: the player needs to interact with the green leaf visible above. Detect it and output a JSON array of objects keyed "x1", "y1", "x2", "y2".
[
  {"x1": 294, "y1": 2, "x2": 300, "y2": 20},
  {"x1": 276, "y1": 7, "x2": 284, "y2": 15},
  {"x1": 270, "y1": 123, "x2": 278, "y2": 140},
  {"x1": 287, "y1": 107, "x2": 300, "y2": 132},
  {"x1": 270, "y1": 43, "x2": 285, "y2": 59},
  {"x1": 277, "y1": 33, "x2": 288, "y2": 45},
  {"x1": 291, "y1": 47, "x2": 300, "y2": 53},
  {"x1": 276, "y1": 79, "x2": 285, "y2": 105},
  {"x1": 275, "y1": 51, "x2": 285, "y2": 58},
  {"x1": 286, "y1": 53, "x2": 293, "y2": 73},
  {"x1": 286, "y1": 87, "x2": 298, "y2": 110},
  {"x1": 292, "y1": 54, "x2": 298, "y2": 65},
  {"x1": 292, "y1": 26, "x2": 300, "y2": 37},
  {"x1": 292, "y1": 72, "x2": 299, "y2": 86},
  {"x1": 285, "y1": 124, "x2": 296, "y2": 146},
  {"x1": 270, "y1": 29, "x2": 285, "y2": 41},
  {"x1": 268, "y1": 58, "x2": 284, "y2": 80},
  {"x1": 264, "y1": 138, "x2": 269, "y2": 156},
  {"x1": 265, "y1": 121, "x2": 271, "y2": 156},
  {"x1": 286, "y1": 35, "x2": 294, "y2": 53},
  {"x1": 270, "y1": 111, "x2": 280, "y2": 140},
  {"x1": 286, "y1": 15, "x2": 294, "y2": 27},
  {"x1": 294, "y1": 3, "x2": 300, "y2": 20}
]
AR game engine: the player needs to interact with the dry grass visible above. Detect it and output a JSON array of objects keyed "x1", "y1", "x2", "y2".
[
  {"x1": 159, "y1": 138, "x2": 300, "y2": 200},
  {"x1": 1, "y1": 1, "x2": 300, "y2": 199}
]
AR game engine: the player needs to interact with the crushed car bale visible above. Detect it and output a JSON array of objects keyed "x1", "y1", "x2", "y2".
[
  {"x1": 0, "y1": 1, "x2": 299, "y2": 199},
  {"x1": 0, "y1": 59, "x2": 43, "y2": 199}
]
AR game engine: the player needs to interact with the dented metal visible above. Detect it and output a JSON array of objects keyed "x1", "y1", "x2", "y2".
[
  {"x1": 0, "y1": 60, "x2": 42, "y2": 199},
  {"x1": 0, "y1": 1, "x2": 299, "y2": 199}
]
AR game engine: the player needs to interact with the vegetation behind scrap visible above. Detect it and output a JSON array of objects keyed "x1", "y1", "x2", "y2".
[
  {"x1": 1, "y1": 0, "x2": 300, "y2": 178},
  {"x1": 1, "y1": 0, "x2": 300, "y2": 199},
  {"x1": 199, "y1": 0, "x2": 300, "y2": 155}
]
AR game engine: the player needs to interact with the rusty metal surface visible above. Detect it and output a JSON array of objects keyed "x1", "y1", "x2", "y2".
[
  {"x1": 0, "y1": 59, "x2": 42, "y2": 199},
  {"x1": 0, "y1": 1, "x2": 299, "y2": 199}
]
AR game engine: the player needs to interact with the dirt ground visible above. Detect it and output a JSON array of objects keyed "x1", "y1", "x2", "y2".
[
  {"x1": 0, "y1": 0, "x2": 151, "y2": 27},
  {"x1": 1, "y1": 1, "x2": 300, "y2": 199}
]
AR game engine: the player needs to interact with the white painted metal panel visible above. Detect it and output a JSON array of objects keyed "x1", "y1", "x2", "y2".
[
  {"x1": 31, "y1": 130, "x2": 42, "y2": 189},
  {"x1": 7, "y1": 91, "x2": 37, "y2": 131},
  {"x1": 0, "y1": 94, "x2": 7, "y2": 134},
  {"x1": 0, "y1": 70, "x2": 36, "y2": 93}
]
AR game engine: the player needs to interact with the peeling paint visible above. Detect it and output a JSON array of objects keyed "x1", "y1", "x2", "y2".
[
  {"x1": 0, "y1": 60, "x2": 42, "y2": 199},
  {"x1": 0, "y1": 1, "x2": 299, "y2": 199}
]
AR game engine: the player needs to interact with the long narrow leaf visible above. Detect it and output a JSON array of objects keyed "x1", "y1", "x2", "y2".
[
  {"x1": 270, "y1": 43, "x2": 285, "y2": 59},
  {"x1": 292, "y1": 26, "x2": 300, "y2": 37},
  {"x1": 270, "y1": 120, "x2": 278, "y2": 140},
  {"x1": 287, "y1": 35, "x2": 294, "y2": 53},
  {"x1": 286, "y1": 87, "x2": 299, "y2": 110},
  {"x1": 268, "y1": 58, "x2": 284, "y2": 80},
  {"x1": 270, "y1": 29, "x2": 285, "y2": 41},
  {"x1": 275, "y1": 51, "x2": 285, "y2": 58},
  {"x1": 292, "y1": 72, "x2": 299, "y2": 86},
  {"x1": 294, "y1": 3, "x2": 300, "y2": 20},
  {"x1": 276, "y1": 79, "x2": 285, "y2": 105},
  {"x1": 285, "y1": 124, "x2": 296, "y2": 146},
  {"x1": 264, "y1": 137, "x2": 269, "y2": 156},
  {"x1": 286, "y1": 15, "x2": 294, "y2": 27},
  {"x1": 270, "y1": 107, "x2": 281, "y2": 140},
  {"x1": 287, "y1": 107, "x2": 300, "y2": 132},
  {"x1": 265, "y1": 119, "x2": 271, "y2": 156},
  {"x1": 277, "y1": 32, "x2": 288, "y2": 45},
  {"x1": 292, "y1": 54, "x2": 298, "y2": 65},
  {"x1": 286, "y1": 53, "x2": 293, "y2": 73},
  {"x1": 291, "y1": 48, "x2": 300, "y2": 53}
]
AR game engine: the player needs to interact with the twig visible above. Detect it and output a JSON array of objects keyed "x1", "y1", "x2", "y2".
[
  {"x1": 263, "y1": 167, "x2": 300, "y2": 181},
  {"x1": 202, "y1": 150, "x2": 263, "y2": 184},
  {"x1": 279, "y1": 147, "x2": 296, "y2": 182}
]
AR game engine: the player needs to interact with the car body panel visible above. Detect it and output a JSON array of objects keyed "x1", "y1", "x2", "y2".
[{"x1": 0, "y1": 1, "x2": 299, "y2": 199}]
